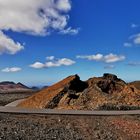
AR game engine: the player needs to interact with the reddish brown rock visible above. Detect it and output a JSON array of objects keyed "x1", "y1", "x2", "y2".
[
  {"x1": 18, "y1": 73, "x2": 140, "y2": 110},
  {"x1": 129, "y1": 81, "x2": 140, "y2": 90},
  {"x1": 18, "y1": 75, "x2": 88, "y2": 109}
]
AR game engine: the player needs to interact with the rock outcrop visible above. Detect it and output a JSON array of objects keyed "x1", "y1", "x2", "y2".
[
  {"x1": 18, "y1": 75, "x2": 88, "y2": 109},
  {"x1": 18, "y1": 73, "x2": 140, "y2": 110}
]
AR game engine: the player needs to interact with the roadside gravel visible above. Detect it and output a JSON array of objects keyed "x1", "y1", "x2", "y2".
[{"x1": 0, "y1": 113, "x2": 139, "y2": 140}]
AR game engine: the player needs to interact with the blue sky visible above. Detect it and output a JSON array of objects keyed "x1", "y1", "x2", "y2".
[{"x1": 0, "y1": 0, "x2": 140, "y2": 86}]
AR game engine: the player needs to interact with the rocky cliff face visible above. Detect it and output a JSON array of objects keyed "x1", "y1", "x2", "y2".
[{"x1": 18, "y1": 74, "x2": 140, "y2": 110}]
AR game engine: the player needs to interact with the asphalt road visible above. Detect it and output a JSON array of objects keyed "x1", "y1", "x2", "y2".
[
  {"x1": 5, "y1": 99, "x2": 25, "y2": 107},
  {"x1": 0, "y1": 106, "x2": 140, "y2": 115}
]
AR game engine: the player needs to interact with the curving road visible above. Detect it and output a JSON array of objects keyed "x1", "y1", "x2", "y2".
[
  {"x1": 0, "y1": 106, "x2": 140, "y2": 115},
  {"x1": 5, "y1": 99, "x2": 25, "y2": 107}
]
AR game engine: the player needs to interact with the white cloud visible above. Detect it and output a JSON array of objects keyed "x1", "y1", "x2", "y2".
[
  {"x1": 76, "y1": 54, "x2": 103, "y2": 61},
  {"x1": 129, "y1": 33, "x2": 140, "y2": 45},
  {"x1": 134, "y1": 36, "x2": 140, "y2": 45},
  {"x1": 104, "y1": 53, "x2": 125, "y2": 63},
  {"x1": 45, "y1": 61, "x2": 60, "y2": 67},
  {"x1": 2, "y1": 67, "x2": 22, "y2": 72},
  {"x1": 30, "y1": 62, "x2": 45, "y2": 69},
  {"x1": 124, "y1": 42, "x2": 132, "y2": 47},
  {"x1": 45, "y1": 58, "x2": 76, "y2": 67},
  {"x1": 56, "y1": 0, "x2": 71, "y2": 11},
  {"x1": 104, "y1": 65, "x2": 115, "y2": 69},
  {"x1": 0, "y1": 0, "x2": 76, "y2": 54},
  {"x1": 0, "y1": 0, "x2": 72, "y2": 35},
  {"x1": 30, "y1": 57, "x2": 75, "y2": 69},
  {"x1": 57, "y1": 58, "x2": 75, "y2": 66},
  {"x1": 0, "y1": 0, "x2": 77, "y2": 55},
  {"x1": 46, "y1": 56, "x2": 55, "y2": 60},
  {"x1": 0, "y1": 31, "x2": 24, "y2": 54},
  {"x1": 76, "y1": 53, "x2": 125, "y2": 63},
  {"x1": 59, "y1": 27, "x2": 80, "y2": 35}
]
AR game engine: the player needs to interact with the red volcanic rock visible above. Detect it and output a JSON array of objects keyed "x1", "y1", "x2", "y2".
[
  {"x1": 18, "y1": 75, "x2": 88, "y2": 109},
  {"x1": 18, "y1": 74, "x2": 140, "y2": 110}
]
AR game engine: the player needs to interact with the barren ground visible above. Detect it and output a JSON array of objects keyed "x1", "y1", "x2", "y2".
[
  {"x1": 0, "y1": 92, "x2": 36, "y2": 106},
  {"x1": 0, "y1": 113, "x2": 139, "y2": 140}
]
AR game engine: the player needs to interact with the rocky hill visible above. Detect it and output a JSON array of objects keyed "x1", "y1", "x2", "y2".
[
  {"x1": 18, "y1": 74, "x2": 140, "y2": 110},
  {"x1": 129, "y1": 81, "x2": 140, "y2": 90},
  {"x1": 0, "y1": 81, "x2": 31, "y2": 93}
]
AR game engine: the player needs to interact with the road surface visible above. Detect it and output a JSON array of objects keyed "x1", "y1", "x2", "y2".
[
  {"x1": 0, "y1": 106, "x2": 140, "y2": 115},
  {"x1": 5, "y1": 99, "x2": 25, "y2": 107}
]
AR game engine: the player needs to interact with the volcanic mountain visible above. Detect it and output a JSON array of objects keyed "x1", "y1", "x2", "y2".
[
  {"x1": 129, "y1": 81, "x2": 140, "y2": 90},
  {"x1": 0, "y1": 81, "x2": 31, "y2": 93},
  {"x1": 18, "y1": 74, "x2": 140, "y2": 110}
]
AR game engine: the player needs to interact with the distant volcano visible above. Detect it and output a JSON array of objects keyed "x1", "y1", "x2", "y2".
[
  {"x1": 0, "y1": 81, "x2": 31, "y2": 93},
  {"x1": 18, "y1": 74, "x2": 140, "y2": 110}
]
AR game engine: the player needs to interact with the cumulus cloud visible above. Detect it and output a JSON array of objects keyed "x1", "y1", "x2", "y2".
[
  {"x1": 0, "y1": 31, "x2": 24, "y2": 54},
  {"x1": 59, "y1": 27, "x2": 80, "y2": 35},
  {"x1": 46, "y1": 56, "x2": 55, "y2": 60},
  {"x1": 104, "y1": 54, "x2": 125, "y2": 63},
  {"x1": 0, "y1": 0, "x2": 78, "y2": 54},
  {"x1": 133, "y1": 35, "x2": 140, "y2": 45},
  {"x1": 56, "y1": 0, "x2": 71, "y2": 11},
  {"x1": 76, "y1": 53, "x2": 125, "y2": 63},
  {"x1": 0, "y1": 0, "x2": 72, "y2": 35},
  {"x1": 30, "y1": 56, "x2": 75, "y2": 69},
  {"x1": 77, "y1": 54, "x2": 103, "y2": 61},
  {"x1": 1, "y1": 67, "x2": 22, "y2": 72},
  {"x1": 128, "y1": 33, "x2": 140, "y2": 45},
  {"x1": 30, "y1": 62, "x2": 45, "y2": 69}
]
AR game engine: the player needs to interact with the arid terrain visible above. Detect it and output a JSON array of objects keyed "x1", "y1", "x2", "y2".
[
  {"x1": 18, "y1": 73, "x2": 140, "y2": 110},
  {"x1": 0, "y1": 113, "x2": 139, "y2": 140},
  {"x1": 0, "y1": 74, "x2": 140, "y2": 140},
  {"x1": 130, "y1": 81, "x2": 140, "y2": 90},
  {"x1": 0, "y1": 81, "x2": 32, "y2": 93},
  {"x1": 0, "y1": 81, "x2": 38, "y2": 106},
  {"x1": 0, "y1": 92, "x2": 36, "y2": 106}
]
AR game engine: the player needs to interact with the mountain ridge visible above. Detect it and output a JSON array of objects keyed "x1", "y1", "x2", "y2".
[
  {"x1": 18, "y1": 73, "x2": 140, "y2": 110},
  {"x1": 0, "y1": 81, "x2": 31, "y2": 93}
]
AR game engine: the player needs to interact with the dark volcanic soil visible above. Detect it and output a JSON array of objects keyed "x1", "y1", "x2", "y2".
[
  {"x1": 0, "y1": 92, "x2": 36, "y2": 106},
  {"x1": 0, "y1": 113, "x2": 139, "y2": 140}
]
